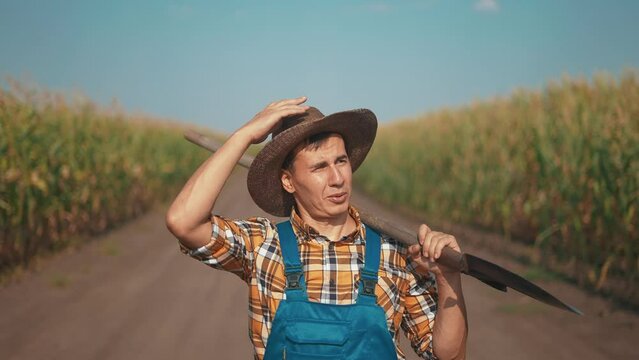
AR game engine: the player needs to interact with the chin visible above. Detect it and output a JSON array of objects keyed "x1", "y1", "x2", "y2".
[{"x1": 326, "y1": 202, "x2": 350, "y2": 217}]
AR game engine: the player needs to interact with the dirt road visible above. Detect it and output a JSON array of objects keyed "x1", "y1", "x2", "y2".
[{"x1": 1, "y1": 169, "x2": 637, "y2": 359}]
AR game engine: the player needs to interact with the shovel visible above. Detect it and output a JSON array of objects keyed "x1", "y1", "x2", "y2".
[{"x1": 184, "y1": 129, "x2": 582, "y2": 315}]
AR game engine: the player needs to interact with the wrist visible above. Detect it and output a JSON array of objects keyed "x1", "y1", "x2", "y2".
[
  {"x1": 230, "y1": 127, "x2": 255, "y2": 146},
  {"x1": 434, "y1": 270, "x2": 462, "y2": 283}
]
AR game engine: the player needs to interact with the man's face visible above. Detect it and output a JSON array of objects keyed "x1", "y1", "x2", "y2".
[{"x1": 281, "y1": 134, "x2": 352, "y2": 220}]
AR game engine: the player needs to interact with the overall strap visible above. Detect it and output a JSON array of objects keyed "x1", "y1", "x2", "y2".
[
  {"x1": 276, "y1": 221, "x2": 308, "y2": 301},
  {"x1": 357, "y1": 224, "x2": 382, "y2": 305}
]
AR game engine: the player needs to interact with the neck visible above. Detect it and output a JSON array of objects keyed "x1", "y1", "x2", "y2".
[{"x1": 295, "y1": 204, "x2": 357, "y2": 242}]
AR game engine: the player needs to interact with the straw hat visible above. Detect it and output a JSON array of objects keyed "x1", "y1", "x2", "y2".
[{"x1": 247, "y1": 107, "x2": 377, "y2": 217}]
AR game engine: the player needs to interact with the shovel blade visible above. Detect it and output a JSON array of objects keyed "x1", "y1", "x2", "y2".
[{"x1": 464, "y1": 254, "x2": 583, "y2": 315}]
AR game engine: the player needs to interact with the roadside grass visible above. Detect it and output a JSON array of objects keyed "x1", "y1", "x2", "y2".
[
  {"x1": 49, "y1": 273, "x2": 71, "y2": 289},
  {"x1": 523, "y1": 265, "x2": 563, "y2": 282},
  {"x1": 101, "y1": 240, "x2": 121, "y2": 257},
  {"x1": 496, "y1": 301, "x2": 547, "y2": 315}
]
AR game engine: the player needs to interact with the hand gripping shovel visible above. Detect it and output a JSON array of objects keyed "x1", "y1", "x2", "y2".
[{"x1": 184, "y1": 129, "x2": 582, "y2": 315}]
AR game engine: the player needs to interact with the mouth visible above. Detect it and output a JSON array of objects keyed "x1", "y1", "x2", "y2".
[{"x1": 326, "y1": 192, "x2": 348, "y2": 204}]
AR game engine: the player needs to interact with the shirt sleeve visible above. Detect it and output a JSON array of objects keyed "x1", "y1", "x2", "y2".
[
  {"x1": 400, "y1": 257, "x2": 439, "y2": 359},
  {"x1": 178, "y1": 214, "x2": 270, "y2": 283}
]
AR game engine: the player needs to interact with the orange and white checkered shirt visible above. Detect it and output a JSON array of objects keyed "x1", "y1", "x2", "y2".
[{"x1": 179, "y1": 205, "x2": 438, "y2": 359}]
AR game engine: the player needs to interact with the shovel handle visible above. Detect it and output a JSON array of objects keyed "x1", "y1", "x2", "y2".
[
  {"x1": 358, "y1": 208, "x2": 466, "y2": 272},
  {"x1": 184, "y1": 130, "x2": 467, "y2": 273}
]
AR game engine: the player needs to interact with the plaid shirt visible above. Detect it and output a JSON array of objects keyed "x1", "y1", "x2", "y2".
[{"x1": 179, "y1": 205, "x2": 438, "y2": 359}]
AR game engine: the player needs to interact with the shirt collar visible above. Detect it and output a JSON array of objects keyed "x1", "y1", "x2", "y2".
[{"x1": 289, "y1": 205, "x2": 365, "y2": 244}]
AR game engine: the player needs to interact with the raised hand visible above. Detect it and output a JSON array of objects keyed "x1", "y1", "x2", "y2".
[{"x1": 238, "y1": 96, "x2": 310, "y2": 144}]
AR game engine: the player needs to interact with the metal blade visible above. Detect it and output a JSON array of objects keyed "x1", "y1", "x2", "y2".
[
  {"x1": 463, "y1": 253, "x2": 583, "y2": 315},
  {"x1": 360, "y1": 209, "x2": 583, "y2": 315}
]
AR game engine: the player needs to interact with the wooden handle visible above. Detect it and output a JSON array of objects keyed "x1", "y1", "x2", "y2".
[{"x1": 358, "y1": 208, "x2": 465, "y2": 272}]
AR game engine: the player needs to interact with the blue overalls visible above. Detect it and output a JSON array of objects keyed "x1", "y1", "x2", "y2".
[{"x1": 263, "y1": 221, "x2": 398, "y2": 359}]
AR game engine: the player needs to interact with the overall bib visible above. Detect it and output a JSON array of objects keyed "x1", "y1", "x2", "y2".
[{"x1": 263, "y1": 221, "x2": 397, "y2": 360}]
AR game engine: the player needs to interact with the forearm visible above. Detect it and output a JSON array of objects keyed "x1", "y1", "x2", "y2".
[
  {"x1": 432, "y1": 272, "x2": 468, "y2": 360},
  {"x1": 166, "y1": 97, "x2": 309, "y2": 247},
  {"x1": 165, "y1": 129, "x2": 252, "y2": 247}
]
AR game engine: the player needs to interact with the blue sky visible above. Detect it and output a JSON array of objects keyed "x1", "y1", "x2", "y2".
[{"x1": 1, "y1": 0, "x2": 638, "y2": 133}]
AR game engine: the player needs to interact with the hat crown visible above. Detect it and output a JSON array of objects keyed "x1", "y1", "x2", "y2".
[{"x1": 273, "y1": 107, "x2": 325, "y2": 139}]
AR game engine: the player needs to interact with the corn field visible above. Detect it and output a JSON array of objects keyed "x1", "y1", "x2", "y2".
[
  {"x1": 0, "y1": 83, "x2": 210, "y2": 275},
  {"x1": 356, "y1": 70, "x2": 639, "y2": 296}
]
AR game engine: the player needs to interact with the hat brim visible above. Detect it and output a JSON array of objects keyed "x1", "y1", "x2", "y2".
[{"x1": 247, "y1": 108, "x2": 377, "y2": 217}]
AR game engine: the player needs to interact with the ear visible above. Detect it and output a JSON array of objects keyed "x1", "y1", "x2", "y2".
[{"x1": 280, "y1": 169, "x2": 295, "y2": 194}]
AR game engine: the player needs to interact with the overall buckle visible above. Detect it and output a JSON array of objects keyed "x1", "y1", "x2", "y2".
[
  {"x1": 361, "y1": 277, "x2": 377, "y2": 296},
  {"x1": 286, "y1": 272, "x2": 303, "y2": 290}
]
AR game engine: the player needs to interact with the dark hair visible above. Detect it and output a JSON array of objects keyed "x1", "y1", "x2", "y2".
[{"x1": 281, "y1": 132, "x2": 347, "y2": 171}]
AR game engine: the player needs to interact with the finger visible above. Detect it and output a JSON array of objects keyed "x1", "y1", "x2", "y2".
[
  {"x1": 429, "y1": 233, "x2": 447, "y2": 261},
  {"x1": 272, "y1": 96, "x2": 308, "y2": 107},
  {"x1": 422, "y1": 230, "x2": 436, "y2": 258},
  {"x1": 418, "y1": 224, "x2": 429, "y2": 245},
  {"x1": 273, "y1": 105, "x2": 309, "y2": 118},
  {"x1": 433, "y1": 235, "x2": 454, "y2": 260},
  {"x1": 408, "y1": 244, "x2": 421, "y2": 260},
  {"x1": 274, "y1": 104, "x2": 309, "y2": 112},
  {"x1": 267, "y1": 99, "x2": 289, "y2": 108}
]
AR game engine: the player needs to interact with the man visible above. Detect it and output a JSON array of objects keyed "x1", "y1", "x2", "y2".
[{"x1": 166, "y1": 96, "x2": 468, "y2": 359}]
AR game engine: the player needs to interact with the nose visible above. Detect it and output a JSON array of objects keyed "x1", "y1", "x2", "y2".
[{"x1": 328, "y1": 165, "x2": 344, "y2": 187}]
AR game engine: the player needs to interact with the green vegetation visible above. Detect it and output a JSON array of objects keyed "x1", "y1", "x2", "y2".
[
  {"x1": 0, "y1": 82, "x2": 211, "y2": 275},
  {"x1": 522, "y1": 265, "x2": 562, "y2": 282},
  {"x1": 101, "y1": 240, "x2": 121, "y2": 257},
  {"x1": 495, "y1": 302, "x2": 547, "y2": 315},
  {"x1": 49, "y1": 272, "x2": 71, "y2": 289},
  {"x1": 356, "y1": 70, "x2": 639, "y2": 293}
]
